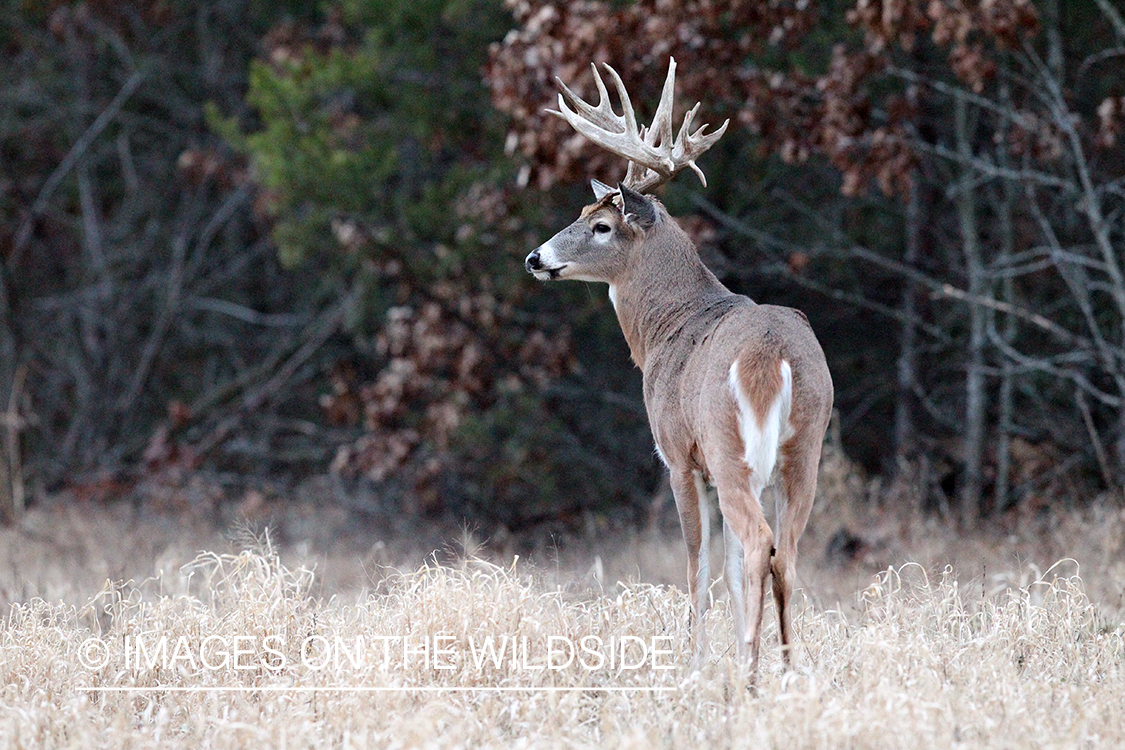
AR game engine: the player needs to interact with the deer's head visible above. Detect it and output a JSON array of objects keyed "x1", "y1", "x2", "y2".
[
  {"x1": 523, "y1": 58, "x2": 726, "y2": 285},
  {"x1": 525, "y1": 180, "x2": 660, "y2": 284}
]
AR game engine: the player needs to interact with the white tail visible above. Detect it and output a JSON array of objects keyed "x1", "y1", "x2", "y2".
[
  {"x1": 525, "y1": 59, "x2": 833, "y2": 681},
  {"x1": 729, "y1": 359, "x2": 793, "y2": 501}
]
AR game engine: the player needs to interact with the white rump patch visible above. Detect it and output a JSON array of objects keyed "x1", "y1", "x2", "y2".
[{"x1": 728, "y1": 359, "x2": 793, "y2": 499}]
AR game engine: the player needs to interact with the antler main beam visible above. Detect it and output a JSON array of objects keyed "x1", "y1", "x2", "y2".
[{"x1": 548, "y1": 57, "x2": 729, "y2": 193}]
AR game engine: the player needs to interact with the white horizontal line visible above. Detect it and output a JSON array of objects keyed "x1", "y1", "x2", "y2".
[{"x1": 81, "y1": 685, "x2": 678, "y2": 693}]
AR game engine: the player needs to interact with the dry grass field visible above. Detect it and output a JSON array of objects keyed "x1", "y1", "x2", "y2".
[{"x1": 2, "y1": 449, "x2": 1125, "y2": 748}]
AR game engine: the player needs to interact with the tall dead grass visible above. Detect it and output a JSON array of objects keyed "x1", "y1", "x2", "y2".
[
  {"x1": 1, "y1": 539, "x2": 1123, "y2": 749},
  {"x1": 3, "y1": 447, "x2": 1125, "y2": 747}
]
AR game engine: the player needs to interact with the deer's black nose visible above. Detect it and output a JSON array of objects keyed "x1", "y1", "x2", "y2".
[{"x1": 525, "y1": 249, "x2": 542, "y2": 272}]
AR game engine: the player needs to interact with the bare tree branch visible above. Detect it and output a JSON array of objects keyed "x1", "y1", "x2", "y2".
[
  {"x1": 1095, "y1": 0, "x2": 1125, "y2": 42},
  {"x1": 10, "y1": 70, "x2": 146, "y2": 266}
]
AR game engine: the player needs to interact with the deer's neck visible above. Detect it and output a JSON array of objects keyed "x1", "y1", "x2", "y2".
[{"x1": 610, "y1": 222, "x2": 730, "y2": 372}]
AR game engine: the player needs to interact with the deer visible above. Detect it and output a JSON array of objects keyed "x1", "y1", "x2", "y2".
[{"x1": 523, "y1": 58, "x2": 833, "y2": 680}]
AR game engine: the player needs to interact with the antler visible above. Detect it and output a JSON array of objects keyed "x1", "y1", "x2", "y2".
[{"x1": 548, "y1": 57, "x2": 729, "y2": 193}]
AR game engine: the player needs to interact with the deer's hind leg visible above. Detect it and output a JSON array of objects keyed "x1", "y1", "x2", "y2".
[
  {"x1": 669, "y1": 466, "x2": 711, "y2": 668},
  {"x1": 771, "y1": 431, "x2": 824, "y2": 666},
  {"x1": 723, "y1": 516, "x2": 746, "y2": 656},
  {"x1": 712, "y1": 457, "x2": 774, "y2": 679}
]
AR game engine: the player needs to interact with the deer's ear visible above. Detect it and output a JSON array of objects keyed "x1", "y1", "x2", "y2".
[
  {"x1": 619, "y1": 184, "x2": 656, "y2": 230},
  {"x1": 590, "y1": 179, "x2": 615, "y2": 201}
]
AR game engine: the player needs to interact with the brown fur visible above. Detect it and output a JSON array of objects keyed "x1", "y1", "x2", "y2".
[
  {"x1": 527, "y1": 191, "x2": 833, "y2": 680},
  {"x1": 739, "y1": 342, "x2": 784, "y2": 429}
]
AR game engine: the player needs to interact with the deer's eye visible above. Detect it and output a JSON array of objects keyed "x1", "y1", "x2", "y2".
[{"x1": 593, "y1": 222, "x2": 612, "y2": 235}]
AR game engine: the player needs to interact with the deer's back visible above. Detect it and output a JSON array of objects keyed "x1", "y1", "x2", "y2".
[{"x1": 643, "y1": 295, "x2": 832, "y2": 471}]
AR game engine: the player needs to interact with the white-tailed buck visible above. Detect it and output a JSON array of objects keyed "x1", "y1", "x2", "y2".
[{"x1": 525, "y1": 59, "x2": 833, "y2": 679}]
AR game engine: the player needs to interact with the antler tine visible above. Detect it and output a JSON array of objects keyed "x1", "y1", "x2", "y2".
[
  {"x1": 674, "y1": 102, "x2": 701, "y2": 157},
  {"x1": 589, "y1": 63, "x2": 615, "y2": 124},
  {"x1": 548, "y1": 64, "x2": 670, "y2": 178},
  {"x1": 599, "y1": 63, "x2": 640, "y2": 143},
  {"x1": 553, "y1": 67, "x2": 620, "y2": 132},
  {"x1": 688, "y1": 115, "x2": 730, "y2": 155},
  {"x1": 624, "y1": 160, "x2": 651, "y2": 187},
  {"x1": 648, "y1": 57, "x2": 678, "y2": 150},
  {"x1": 552, "y1": 91, "x2": 643, "y2": 164},
  {"x1": 547, "y1": 56, "x2": 728, "y2": 193},
  {"x1": 671, "y1": 103, "x2": 730, "y2": 187}
]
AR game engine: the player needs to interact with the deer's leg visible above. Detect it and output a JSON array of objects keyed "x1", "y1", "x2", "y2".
[
  {"x1": 713, "y1": 460, "x2": 774, "y2": 680},
  {"x1": 669, "y1": 467, "x2": 710, "y2": 667},
  {"x1": 772, "y1": 434, "x2": 824, "y2": 667},
  {"x1": 723, "y1": 517, "x2": 746, "y2": 658}
]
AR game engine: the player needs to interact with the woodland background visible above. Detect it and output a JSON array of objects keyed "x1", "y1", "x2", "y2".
[{"x1": 2, "y1": 0, "x2": 1124, "y2": 535}]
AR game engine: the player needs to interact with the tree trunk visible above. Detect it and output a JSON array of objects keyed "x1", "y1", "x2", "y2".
[
  {"x1": 1118, "y1": 411, "x2": 1125, "y2": 490},
  {"x1": 894, "y1": 61, "x2": 925, "y2": 472},
  {"x1": 994, "y1": 81, "x2": 1017, "y2": 512},
  {"x1": 956, "y1": 94, "x2": 986, "y2": 528},
  {"x1": 894, "y1": 174, "x2": 923, "y2": 464},
  {"x1": 0, "y1": 265, "x2": 20, "y2": 524}
]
